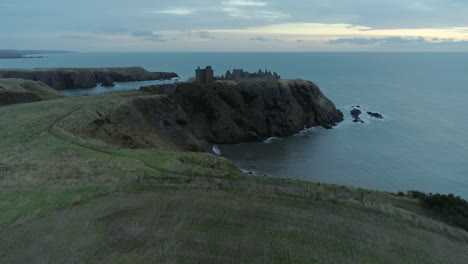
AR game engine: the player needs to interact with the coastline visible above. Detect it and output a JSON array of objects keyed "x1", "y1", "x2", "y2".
[{"x1": 0, "y1": 88, "x2": 466, "y2": 262}]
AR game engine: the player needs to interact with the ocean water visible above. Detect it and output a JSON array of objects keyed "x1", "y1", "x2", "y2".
[{"x1": 1, "y1": 52, "x2": 467, "y2": 198}]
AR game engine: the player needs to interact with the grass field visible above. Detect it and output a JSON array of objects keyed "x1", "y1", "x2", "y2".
[{"x1": 0, "y1": 91, "x2": 467, "y2": 263}]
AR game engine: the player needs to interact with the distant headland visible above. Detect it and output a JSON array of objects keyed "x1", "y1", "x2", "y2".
[
  {"x1": 0, "y1": 67, "x2": 179, "y2": 90},
  {"x1": 0, "y1": 50, "x2": 75, "y2": 59}
]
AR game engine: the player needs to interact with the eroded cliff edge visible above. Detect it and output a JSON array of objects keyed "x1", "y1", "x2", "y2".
[
  {"x1": 55, "y1": 79, "x2": 343, "y2": 152},
  {"x1": 174, "y1": 79, "x2": 343, "y2": 144},
  {"x1": 0, "y1": 67, "x2": 178, "y2": 90}
]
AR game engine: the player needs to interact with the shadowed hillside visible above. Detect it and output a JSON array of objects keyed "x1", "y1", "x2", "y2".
[
  {"x1": 0, "y1": 78, "x2": 64, "y2": 106},
  {"x1": 0, "y1": 89, "x2": 467, "y2": 263}
]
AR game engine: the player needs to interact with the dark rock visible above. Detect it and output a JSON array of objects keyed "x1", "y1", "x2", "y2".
[
  {"x1": 367, "y1": 112, "x2": 383, "y2": 119},
  {"x1": 174, "y1": 79, "x2": 344, "y2": 144},
  {"x1": 351, "y1": 108, "x2": 363, "y2": 123},
  {"x1": 101, "y1": 78, "x2": 115, "y2": 87}
]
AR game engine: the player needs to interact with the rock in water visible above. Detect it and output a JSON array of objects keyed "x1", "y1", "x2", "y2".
[
  {"x1": 101, "y1": 78, "x2": 115, "y2": 87},
  {"x1": 351, "y1": 108, "x2": 363, "y2": 123},
  {"x1": 367, "y1": 112, "x2": 383, "y2": 119}
]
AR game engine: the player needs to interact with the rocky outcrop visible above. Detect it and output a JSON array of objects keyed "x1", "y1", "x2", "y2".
[
  {"x1": 101, "y1": 78, "x2": 115, "y2": 87},
  {"x1": 351, "y1": 108, "x2": 364, "y2": 123},
  {"x1": 367, "y1": 112, "x2": 383, "y2": 119},
  {"x1": 0, "y1": 67, "x2": 178, "y2": 90},
  {"x1": 0, "y1": 78, "x2": 64, "y2": 106},
  {"x1": 174, "y1": 79, "x2": 343, "y2": 144}
]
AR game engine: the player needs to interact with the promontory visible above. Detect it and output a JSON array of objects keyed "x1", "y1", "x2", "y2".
[{"x1": 0, "y1": 67, "x2": 178, "y2": 90}]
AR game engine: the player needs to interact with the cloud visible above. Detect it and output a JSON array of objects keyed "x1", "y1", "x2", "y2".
[
  {"x1": 221, "y1": 0, "x2": 288, "y2": 20},
  {"x1": 61, "y1": 35, "x2": 96, "y2": 40},
  {"x1": 144, "y1": 34, "x2": 167, "y2": 42},
  {"x1": 327, "y1": 36, "x2": 468, "y2": 49},
  {"x1": 249, "y1": 36, "x2": 274, "y2": 41},
  {"x1": 198, "y1": 31, "x2": 216, "y2": 40},
  {"x1": 329, "y1": 36, "x2": 430, "y2": 45},
  {"x1": 132, "y1": 31, "x2": 153, "y2": 37},
  {"x1": 155, "y1": 8, "x2": 194, "y2": 15},
  {"x1": 223, "y1": 0, "x2": 268, "y2": 7},
  {"x1": 3, "y1": 0, "x2": 468, "y2": 51}
]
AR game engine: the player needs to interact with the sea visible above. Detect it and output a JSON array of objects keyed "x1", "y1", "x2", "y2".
[{"x1": 1, "y1": 52, "x2": 467, "y2": 198}]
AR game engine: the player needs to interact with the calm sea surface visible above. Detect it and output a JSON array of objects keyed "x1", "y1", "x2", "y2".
[{"x1": 1, "y1": 52, "x2": 467, "y2": 198}]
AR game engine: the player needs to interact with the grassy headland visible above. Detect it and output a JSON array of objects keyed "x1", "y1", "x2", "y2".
[{"x1": 0, "y1": 91, "x2": 467, "y2": 263}]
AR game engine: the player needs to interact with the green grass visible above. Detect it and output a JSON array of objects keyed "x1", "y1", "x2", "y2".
[{"x1": 0, "y1": 92, "x2": 467, "y2": 263}]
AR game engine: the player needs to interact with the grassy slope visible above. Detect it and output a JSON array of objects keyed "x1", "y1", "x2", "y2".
[
  {"x1": 0, "y1": 92, "x2": 467, "y2": 263},
  {"x1": 0, "y1": 78, "x2": 64, "y2": 100}
]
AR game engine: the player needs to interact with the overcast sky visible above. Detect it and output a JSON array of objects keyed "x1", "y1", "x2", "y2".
[{"x1": 2, "y1": 0, "x2": 468, "y2": 51}]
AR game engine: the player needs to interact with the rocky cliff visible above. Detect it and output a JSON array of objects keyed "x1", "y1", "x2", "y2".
[
  {"x1": 55, "y1": 79, "x2": 343, "y2": 151},
  {"x1": 174, "y1": 79, "x2": 343, "y2": 144},
  {"x1": 0, "y1": 78, "x2": 64, "y2": 106},
  {"x1": 0, "y1": 67, "x2": 178, "y2": 90}
]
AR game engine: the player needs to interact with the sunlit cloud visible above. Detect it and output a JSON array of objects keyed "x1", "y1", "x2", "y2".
[
  {"x1": 211, "y1": 23, "x2": 371, "y2": 35},
  {"x1": 155, "y1": 8, "x2": 194, "y2": 15},
  {"x1": 209, "y1": 23, "x2": 468, "y2": 41}
]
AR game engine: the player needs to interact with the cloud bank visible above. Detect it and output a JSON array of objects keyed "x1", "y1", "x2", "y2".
[{"x1": 1, "y1": 0, "x2": 468, "y2": 51}]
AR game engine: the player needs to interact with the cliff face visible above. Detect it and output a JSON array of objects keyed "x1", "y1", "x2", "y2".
[
  {"x1": 55, "y1": 96, "x2": 202, "y2": 152},
  {"x1": 0, "y1": 78, "x2": 64, "y2": 106},
  {"x1": 0, "y1": 67, "x2": 178, "y2": 90},
  {"x1": 53, "y1": 78, "x2": 343, "y2": 150},
  {"x1": 174, "y1": 79, "x2": 344, "y2": 144}
]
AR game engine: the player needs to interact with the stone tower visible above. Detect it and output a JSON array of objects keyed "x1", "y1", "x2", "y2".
[{"x1": 196, "y1": 66, "x2": 214, "y2": 84}]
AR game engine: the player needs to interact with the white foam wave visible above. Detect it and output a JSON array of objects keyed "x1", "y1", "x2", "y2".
[
  {"x1": 241, "y1": 169, "x2": 256, "y2": 175},
  {"x1": 263, "y1": 137, "x2": 280, "y2": 143},
  {"x1": 212, "y1": 145, "x2": 221, "y2": 156}
]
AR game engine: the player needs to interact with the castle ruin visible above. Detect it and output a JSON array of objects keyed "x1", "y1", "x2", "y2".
[
  {"x1": 224, "y1": 69, "x2": 280, "y2": 82},
  {"x1": 194, "y1": 66, "x2": 281, "y2": 84},
  {"x1": 196, "y1": 66, "x2": 214, "y2": 84}
]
